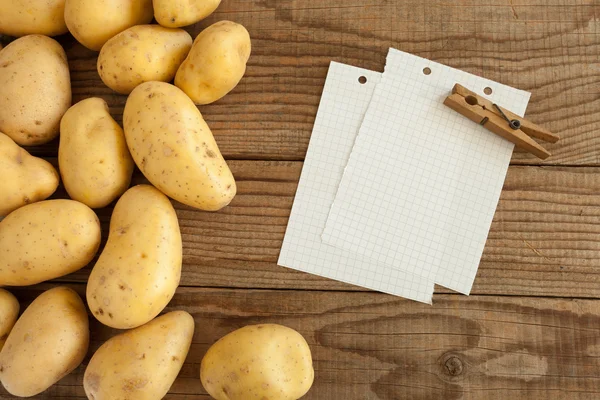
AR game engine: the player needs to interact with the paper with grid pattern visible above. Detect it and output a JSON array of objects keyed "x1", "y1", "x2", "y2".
[
  {"x1": 322, "y1": 49, "x2": 531, "y2": 294},
  {"x1": 278, "y1": 62, "x2": 435, "y2": 303}
]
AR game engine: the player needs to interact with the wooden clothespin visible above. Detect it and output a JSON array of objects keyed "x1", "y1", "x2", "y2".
[{"x1": 443, "y1": 84, "x2": 559, "y2": 159}]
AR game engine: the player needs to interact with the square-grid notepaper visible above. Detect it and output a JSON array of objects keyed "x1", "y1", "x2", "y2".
[
  {"x1": 278, "y1": 62, "x2": 435, "y2": 303},
  {"x1": 322, "y1": 49, "x2": 531, "y2": 294}
]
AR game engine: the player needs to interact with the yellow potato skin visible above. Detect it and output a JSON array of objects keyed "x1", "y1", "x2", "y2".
[
  {"x1": 0, "y1": 35, "x2": 71, "y2": 145},
  {"x1": 154, "y1": 0, "x2": 221, "y2": 28},
  {"x1": 0, "y1": 287, "x2": 89, "y2": 397},
  {"x1": 98, "y1": 25, "x2": 192, "y2": 94},
  {"x1": 87, "y1": 185, "x2": 182, "y2": 329},
  {"x1": 0, "y1": 200, "x2": 101, "y2": 286},
  {"x1": 0, "y1": 132, "x2": 59, "y2": 217},
  {"x1": 64, "y1": 0, "x2": 154, "y2": 51},
  {"x1": 201, "y1": 324, "x2": 314, "y2": 400},
  {"x1": 0, "y1": 289, "x2": 19, "y2": 351},
  {"x1": 59, "y1": 98, "x2": 134, "y2": 208},
  {"x1": 175, "y1": 21, "x2": 251, "y2": 105},
  {"x1": 0, "y1": 0, "x2": 68, "y2": 37},
  {"x1": 84, "y1": 311, "x2": 194, "y2": 400},
  {"x1": 123, "y1": 82, "x2": 236, "y2": 211}
]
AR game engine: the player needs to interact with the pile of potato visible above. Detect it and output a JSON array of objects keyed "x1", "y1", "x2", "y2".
[{"x1": 0, "y1": 1, "x2": 314, "y2": 399}]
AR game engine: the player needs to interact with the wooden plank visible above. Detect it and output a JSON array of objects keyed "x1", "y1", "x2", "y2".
[
  {"x1": 20, "y1": 0, "x2": 600, "y2": 165},
  {"x1": 39, "y1": 160, "x2": 600, "y2": 299},
  {"x1": 2, "y1": 284, "x2": 600, "y2": 399}
]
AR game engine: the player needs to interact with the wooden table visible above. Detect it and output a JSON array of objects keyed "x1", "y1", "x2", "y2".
[{"x1": 3, "y1": 0, "x2": 600, "y2": 399}]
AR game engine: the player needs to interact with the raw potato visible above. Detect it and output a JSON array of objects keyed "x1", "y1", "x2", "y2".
[
  {"x1": 64, "y1": 0, "x2": 154, "y2": 51},
  {"x1": 87, "y1": 185, "x2": 182, "y2": 329},
  {"x1": 175, "y1": 21, "x2": 251, "y2": 105},
  {"x1": 0, "y1": 0, "x2": 68, "y2": 37},
  {"x1": 201, "y1": 324, "x2": 314, "y2": 400},
  {"x1": 59, "y1": 98, "x2": 134, "y2": 208},
  {"x1": 0, "y1": 287, "x2": 89, "y2": 397},
  {"x1": 154, "y1": 0, "x2": 221, "y2": 28},
  {"x1": 0, "y1": 132, "x2": 59, "y2": 217},
  {"x1": 84, "y1": 311, "x2": 194, "y2": 400},
  {"x1": 0, "y1": 200, "x2": 101, "y2": 286},
  {"x1": 0, "y1": 35, "x2": 71, "y2": 145},
  {"x1": 98, "y1": 25, "x2": 192, "y2": 94},
  {"x1": 124, "y1": 82, "x2": 236, "y2": 211},
  {"x1": 0, "y1": 289, "x2": 19, "y2": 351}
]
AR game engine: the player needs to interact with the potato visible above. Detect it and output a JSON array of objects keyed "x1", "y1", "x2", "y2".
[
  {"x1": 123, "y1": 81, "x2": 236, "y2": 211},
  {"x1": 0, "y1": 289, "x2": 19, "y2": 351},
  {"x1": 154, "y1": 0, "x2": 221, "y2": 28},
  {"x1": 201, "y1": 324, "x2": 314, "y2": 400},
  {"x1": 0, "y1": 0, "x2": 68, "y2": 37},
  {"x1": 0, "y1": 200, "x2": 101, "y2": 286},
  {"x1": 0, "y1": 132, "x2": 59, "y2": 217},
  {"x1": 87, "y1": 185, "x2": 182, "y2": 329},
  {"x1": 0, "y1": 35, "x2": 71, "y2": 146},
  {"x1": 98, "y1": 25, "x2": 192, "y2": 94},
  {"x1": 59, "y1": 98, "x2": 134, "y2": 208},
  {"x1": 84, "y1": 311, "x2": 194, "y2": 400},
  {"x1": 175, "y1": 21, "x2": 251, "y2": 105},
  {"x1": 64, "y1": 0, "x2": 154, "y2": 51},
  {"x1": 0, "y1": 287, "x2": 89, "y2": 397}
]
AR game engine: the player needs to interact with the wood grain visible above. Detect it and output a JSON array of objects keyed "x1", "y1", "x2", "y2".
[
  {"x1": 39, "y1": 160, "x2": 600, "y2": 299},
  {"x1": 2, "y1": 284, "x2": 599, "y2": 399},
  {"x1": 19, "y1": 0, "x2": 600, "y2": 165},
  {"x1": 1, "y1": 1, "x2": 597, "y2": 399}
]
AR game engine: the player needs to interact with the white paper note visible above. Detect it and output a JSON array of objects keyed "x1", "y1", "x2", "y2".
[
  {"x1": 323, "y1": 49, "x2": 531, "y2": 294},
  {"x1": 278, "y1": 62, "x2": 435, "y2": 303}
]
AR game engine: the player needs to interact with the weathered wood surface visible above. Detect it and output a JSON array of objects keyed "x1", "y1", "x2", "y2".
[
  {"x1": 24, "y1": 0, "x2": 600, "y2": 165},
  {"x1": 2, "y1": 1, "x2": 599, "y2": 399},
  {"x1": 42, "y1": 161, "x2": 600, "y2": 298},
  {"x1": 2, "y1": 284, "x2": 600, "y2": 399}
]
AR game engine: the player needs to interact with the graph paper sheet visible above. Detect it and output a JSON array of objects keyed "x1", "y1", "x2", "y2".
[
  {"x1": 323, "y1": 49, "x2": 531, "y2": 294},
  {"x1": 278, "y1": 62, "x2": 435, "y2": 303}
]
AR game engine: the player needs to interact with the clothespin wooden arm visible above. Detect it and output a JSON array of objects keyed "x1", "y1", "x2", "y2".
[
  {"x1": 445, "y1": 84, "x2": 559, "y2": 160},
  {"x1": 452, "y1": 84, "x2": 559, "y2": 143},
  {"x1": 444, "y1": 93, "x2": 552, "y2": 159},
  {"x1": 519, "y1": 118, "x2": 559, "y2": 144}
]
